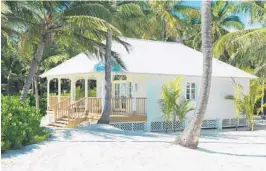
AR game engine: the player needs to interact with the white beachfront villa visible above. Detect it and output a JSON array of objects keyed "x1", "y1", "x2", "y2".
[{"x1": 40, "y1": 38, "x2": 256, "y2": 132}]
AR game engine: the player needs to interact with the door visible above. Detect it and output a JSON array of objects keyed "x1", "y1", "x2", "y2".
[{"x1": 113, "y1": 82, "x2": 132, "y2": 112}]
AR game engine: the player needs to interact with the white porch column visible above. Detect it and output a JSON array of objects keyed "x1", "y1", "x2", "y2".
[
  {"x1": 47, "y1": 78, "x2": 50, "y2": 109},
  {"x1": 132, "y1": 82, "x2": 137, "y2": 112},
  {"x1": 70, "y1": 78, "x2": 76, "y2": 103},
  {"x1": 101, "y1": 79, "x2": 105, "y2": 108},
  {"x1": 85, "y1": 78, "x2": 88, "y2": 110},
  {"x1": 58, "y1": 78, "x2": 61, "y2": 103}
]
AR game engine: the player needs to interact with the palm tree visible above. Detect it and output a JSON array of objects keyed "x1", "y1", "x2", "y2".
[
  {"x1": 4, "y1": 1, "x2": 127, "y2": 103},
  {"x1": 97, "y1": 1, "x2": 146, "y2": 124},
  {"x1": 213, "y1": 1, "x2": 266, "y2": 115},
  {"x1": 140, "y1": 1, "x2": 199, "y2": 41},
  {"x1": 175, "y1": 0, "x2": 212, "y2": 149},
  {"x1": 184, "y1": 1, "x2": 244, "y2": 51}
]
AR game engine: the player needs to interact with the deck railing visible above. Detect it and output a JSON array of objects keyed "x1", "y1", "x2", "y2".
[
  {"x1": 66, "y1": 98, "x2": 87, "y2": 127},
  {"x1": 48, "y1": 96, "x2": 70, "y2": 111},
  {"x1": 87, "y1": 97, "x2": 146, "y2": 115},
  {"x1": 54, "y1": 97, "x2": 71, "y2": 121},
  {"x1": 50, "y1": 96, "x2": 146, "y2": 126}
]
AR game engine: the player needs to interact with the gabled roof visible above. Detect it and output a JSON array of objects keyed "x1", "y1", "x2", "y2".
[{"x1": 40, "y1": 37, "x2": 256, "y2": 79}]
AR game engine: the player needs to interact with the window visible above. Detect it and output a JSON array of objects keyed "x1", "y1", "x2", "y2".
[
  {"x1": 186, "y1": 82, "x2": 196, "y2": 100},
  {"x1": 114, "y1": 75, "x2": 127, "y2": 81}
]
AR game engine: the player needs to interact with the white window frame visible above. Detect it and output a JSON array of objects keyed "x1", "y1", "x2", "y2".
[{"x1": 186, "y1": 82, "x2": 196, "y2": 100}]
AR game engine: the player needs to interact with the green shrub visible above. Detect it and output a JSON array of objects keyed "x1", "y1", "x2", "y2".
[
  {"x1": 28, "y1": 94, "x2": 47, "y2": 116},
  {"x1": 1, "y1": 95, "x2": 49, "y2": 153}
]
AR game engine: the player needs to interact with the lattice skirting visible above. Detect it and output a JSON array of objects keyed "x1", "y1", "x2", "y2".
[
  {"x1": 222, "y1": 118, "x2": 248, "y2": 128},
  {"x1": 201, "y1": 119, "x2": 219, "y2": 129},
  {"x1": 110, "y1": 122, "x2": 147, "y2": 131},
  {"x1": 150, "y1": 121, "x2": 184, "y2": 132}
]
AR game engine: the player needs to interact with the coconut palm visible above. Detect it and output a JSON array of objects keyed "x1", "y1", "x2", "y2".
[
  {"x1": 175, "y1": 0, "x2": 213, "y2": 149},
  {"x1": 4, "y1": 1, "x2": 128, "y2": 103},
  {"x1": 184, "y1": 1, "x2": 244, "y2": 51},
  {"x1": 140, "y1": 1, "x2": 199, "y2": 41}
]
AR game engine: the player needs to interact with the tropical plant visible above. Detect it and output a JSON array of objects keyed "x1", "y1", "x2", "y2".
[
  {"x1": 175, "y1": 1, "x2": 213, "y2": 149},
  {"x1": 1, "y1": 95, "x2": 49, "y2": 153},
  {"x1": 213, "y1": 1, "x2": 266, "y2": 77},
  {"x1": 172, "y1": 99, "x2": 195, "y2": 131},
  {"x1": 159, "y1": 77, "x2": 182, "y2": 132},
  {"x1": 4, "y1": 1, "x2": 128, "y2": 103},
  {"x1": 225, "y1": 82, "x2": 243, "y2": 131},
  {"x1": 145, "y1": 1, "x2": 199, "y2": 41},
  {"x1": 184, "y1": 1, "x2": 244, "y2": 51},
  {"x1": 225, "y1": 80, "x2": 266, "y2": 131}
]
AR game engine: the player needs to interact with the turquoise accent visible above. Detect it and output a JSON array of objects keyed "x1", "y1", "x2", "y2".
[{"x1": 93, "y1": 60, "x2": 123, "y2": 72}]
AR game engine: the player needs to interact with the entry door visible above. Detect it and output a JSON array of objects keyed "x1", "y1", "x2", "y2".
[{"x1": 114, "y1": 82, "x2": 131, "y2": 112}]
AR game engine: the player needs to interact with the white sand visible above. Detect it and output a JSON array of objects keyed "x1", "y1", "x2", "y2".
[{"x1": 2, "y1": 125, "x2": 266, "y2": 171}]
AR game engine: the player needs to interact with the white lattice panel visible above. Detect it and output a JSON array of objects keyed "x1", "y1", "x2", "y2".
[
  {"x1": 201, "y1": 119, "x2": 218, "y2": 129},
  {"x1": 151, "y1": 121, "x2": 184, "y2": 132},
  {"x1": 110, "y1": 122, "x2": 146, "y2": 131},
  {"x1": 222, "y1": 118, "x2": 247, "y2": 128}
]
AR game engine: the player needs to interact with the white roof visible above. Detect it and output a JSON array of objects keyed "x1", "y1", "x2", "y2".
[{"x1": 40, "y1": 38, "x2": 256, "y2": 78}]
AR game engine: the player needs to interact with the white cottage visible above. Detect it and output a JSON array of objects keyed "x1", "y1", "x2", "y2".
[{"x1": 40, "y1": 38, "x2": 256, "y2": 131}]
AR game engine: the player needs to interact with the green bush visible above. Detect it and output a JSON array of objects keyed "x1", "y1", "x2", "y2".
[
  {"x1": 28, "y1": 94, "x2": 47, "y2": 116},
  {"x1": 1, "y1": 95, "x2": 49, "y2": 153}
]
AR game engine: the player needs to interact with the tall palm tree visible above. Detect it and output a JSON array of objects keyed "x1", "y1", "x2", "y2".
[
  {"x1": 140, "y1": 1, "x2": 199, "y2": 41},
  {"x1": 175, "y1": 0, "x2": 212, "y2": 149},
  {"x1": 214, "y1": 1, "x2": 266, "y2": 117},
  {"x1": 97, "y1": 1, "x2": 144, "y2": 124},
  {"x1": 4, "y1": 1, "x2": 127, "y2": 103},
  {"x1": 184, "y1": 1, "x2": 244, "y2": 51}
]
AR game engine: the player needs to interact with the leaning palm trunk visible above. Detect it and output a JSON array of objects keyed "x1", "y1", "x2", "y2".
[
  {"x1": 175, "y1": 1, "x2": 212, "y2": 149},
  {"x1": 161, "y1": 17, "x2": 166, "y2": 41},
  {"x1": 34, "y1": 75, "x2": 40, "y2": 111},
  {"x1": 98, "y1": 30, "x2": 112, "y2": 124},
  {"x1": 20, "y1": 38, "x2": 45, "y2": 103}
]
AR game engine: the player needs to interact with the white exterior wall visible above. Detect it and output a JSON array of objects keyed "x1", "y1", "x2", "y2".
[
  {"x1": 90, "y1": 72, "x2": 250, "y2": 123},
  {"x1": 145, "y1": 75, "x2": 250, "y2": 122}
]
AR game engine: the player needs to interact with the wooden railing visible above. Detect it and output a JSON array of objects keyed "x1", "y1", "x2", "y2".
[
  {"x1": 48, "y1": 96, "x2": 70, "y2": 110},
  {"x1": 66, "y1": 98, "x2": 87, "y2": 127},
  {"x1": 87, "y1": 97, "x2": 102, "y2": 115},
  {"x1": 86, "y1": 97, "x2": 147, "y2": 115},
  {"x1": 54, "y1": 97, "x2": 71, "y2": 121}
]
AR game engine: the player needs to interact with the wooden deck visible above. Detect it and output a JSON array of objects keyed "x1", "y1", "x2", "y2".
[{"x1": 47, "y1": 97, "x2": 147, "y2": 128}]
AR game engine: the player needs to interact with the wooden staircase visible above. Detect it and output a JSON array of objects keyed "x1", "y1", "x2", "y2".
[{"x1": 49, "y1": 97, "x2": 92, "y2": 128}]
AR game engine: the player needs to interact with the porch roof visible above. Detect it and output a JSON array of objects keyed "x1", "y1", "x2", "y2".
[{"x1": 40, "y1": 38, "x2": 256, "y2": 79}]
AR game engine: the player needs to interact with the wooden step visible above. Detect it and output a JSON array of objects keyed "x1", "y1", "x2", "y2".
[{"x1": 49, "y1": 122, "x2": 67, "y2": 128}]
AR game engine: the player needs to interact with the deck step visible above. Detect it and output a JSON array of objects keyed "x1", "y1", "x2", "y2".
[{"x1": 49, "y1": 122, "x2": 67, "y2": 127}]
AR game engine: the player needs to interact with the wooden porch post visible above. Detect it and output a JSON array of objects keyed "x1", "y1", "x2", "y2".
[
  {"x1": 85, "y1": 78, "x2": 88, "y2": 110},
  {"x1": 58, "y1": 78, "x2": 61, "y2": 103},
  {"x1": 47, "y1": 78, "x2": 50, "y2": 110}
]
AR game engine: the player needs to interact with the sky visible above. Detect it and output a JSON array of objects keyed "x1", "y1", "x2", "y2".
[{"x1": 181, "y1": 0, "x2": 262, "y2": 30}]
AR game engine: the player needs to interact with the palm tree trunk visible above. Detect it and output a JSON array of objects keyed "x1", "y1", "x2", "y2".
[
  {"x1": 174, "y1": 1, "x2": 212, "y2": 149},
  {"x1": 261, "y1": 79, "x2": 265, "y2": 118},
  {"x1": 161, "y1": 17, "x2": 166, "y2": 41},
  {"x1": 98, "y1": 30, "x2": 112, "y2": 124},
  {"x1": 20, "y1": 38, "x2": 45, "y2": 103},
  {"x1": 7, "y1": 70, "x2": 11, "y2": 94},
  {"x1": 34, "y1": 75, "x2": 40, "y2": 111}
]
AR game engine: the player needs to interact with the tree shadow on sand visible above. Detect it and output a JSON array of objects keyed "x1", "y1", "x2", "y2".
[{"x1": 198, "y1": 147, "x2": 266, "y2": 158}]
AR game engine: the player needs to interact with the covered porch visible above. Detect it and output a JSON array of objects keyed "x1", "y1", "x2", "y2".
[{"x1": 45, "y1": 73, "x2": 147, "y2": 127}]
